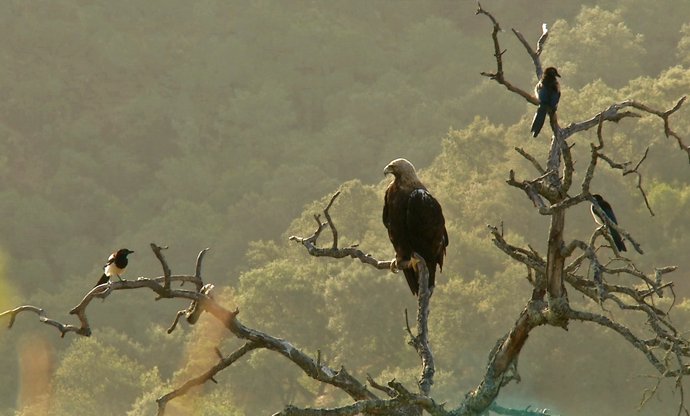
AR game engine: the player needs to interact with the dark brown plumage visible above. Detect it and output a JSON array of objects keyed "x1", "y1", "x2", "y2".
[{"x1": 382, "y1": 158, "x2": 448, "y2": 295}]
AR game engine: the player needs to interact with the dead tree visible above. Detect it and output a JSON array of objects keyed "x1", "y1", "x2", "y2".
[{"x1": 472, "y1": 3, "x2": 689, "y2": 415}]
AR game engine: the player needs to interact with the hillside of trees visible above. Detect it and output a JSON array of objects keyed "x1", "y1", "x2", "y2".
[{"x1": 1, "y1": 1, "x2": 690, "y2": 415}]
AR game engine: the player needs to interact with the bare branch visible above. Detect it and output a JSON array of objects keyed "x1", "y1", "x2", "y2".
[
  {"x1": 515, "y1": 147, "x2": 546, "y2": 174},
  {"x1": 568, "y1": 309, "x2": 672, "y2": 375},
  {"x1": 194, "y1": 248, "x2": 210, "y2": 290},
  {"x1": 561, "y1": 98, "x2": 687, "y2": 160},
  {"x1": 476, "y1": 3, "x2": 538, "y2": 105},
  {"x1": 367, "y1": 374, "x2": 396, "y2": 398},
  {"x1": 0, "y1": 305, "x2": 88, "y2": 337},
  {"x1": 151, "y1": 243, "x2": 173, "y2": 291},
  {"x1": 324, "y1": 190, "x2": 341, "y2": 249},
  {"x1": 409, "y1": 256, "x2": 435, "y2": 396},
  {"x1": 506, "y1": 169, "x2": 555, "y2": 208},
  {"x1": 156, "y1": 342, "x2": 260, "y2": 415},
  {"x1": 217, "y1": 312, "x2": 377, "y2": 402},
  {"x1": 511, "y1": 22, "x2": 549, "y2": 78},
  {"x1": 289, "y1": 191, "x2": 392, "y2": 270},
  {"x1": 629, "y1": 96, "x2": 690, "y2": 162}
]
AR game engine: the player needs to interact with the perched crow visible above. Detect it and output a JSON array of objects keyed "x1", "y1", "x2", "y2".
[{"x1": 531, "y1": 67, "x2": 561, "y2": 137}]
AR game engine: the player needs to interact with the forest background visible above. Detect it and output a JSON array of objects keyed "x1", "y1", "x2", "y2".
[{"x1": 1, "y1": 0, "x2": 690, "y2": 415}]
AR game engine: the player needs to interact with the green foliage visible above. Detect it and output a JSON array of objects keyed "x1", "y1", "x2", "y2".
[
  {"x1": 546, "y1": 6, "x2": 646, "y2": 88},
  {"x1": 52, "y1": 333, "x2": 162, "y2": 416},
  {"x1": 2, "y1": 1, "x2": 689, "y2": 415}
]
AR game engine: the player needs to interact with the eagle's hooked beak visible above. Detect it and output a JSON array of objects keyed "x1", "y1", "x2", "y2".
[{"x1": 383, "y1": 165, "x2": 393, "y2": 176}]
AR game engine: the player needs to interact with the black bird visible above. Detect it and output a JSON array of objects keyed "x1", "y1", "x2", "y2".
[
  {"x1": 591, "y1": 195, "x2": 626, "y2": 252},
  {"x1": 530, "y1": 67, "x2": 561, "y2": 137},
  {"x1": 95, "y1": 248, "x2": 134, "y2": 286}
]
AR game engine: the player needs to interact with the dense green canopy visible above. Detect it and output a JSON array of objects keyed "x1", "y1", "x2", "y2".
[{"x1": 1, "y1": 1, "x2": 689, "y2": 415}]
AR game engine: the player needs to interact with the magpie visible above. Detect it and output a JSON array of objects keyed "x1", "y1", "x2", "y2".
[
  {"x1": 95, "y1": 248, "x2": 134, "y2": 286},
  {"x1": 530, "y1": 67, "x2": 561, "y2": 137},
  {"x1": 591, "y1": 194, "x2": 627, "y2": 252}
]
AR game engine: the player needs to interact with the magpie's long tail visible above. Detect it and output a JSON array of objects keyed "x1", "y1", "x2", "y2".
[
  {"x1": 609, "y1": 227, "x2": 627, "y2": 252},
  {"x1": 530, "y1": 105, "x2": 548, "y2": 137},
  {"x1": 95, "y1": 273, "x2": 109, "y2": 287}
]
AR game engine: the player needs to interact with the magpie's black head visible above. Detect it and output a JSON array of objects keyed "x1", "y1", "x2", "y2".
[
  {"x1": 544, "y1": 67, "x2": 560, "y2": 78},
  {"x1": 116, "y1": 248, "x2": 134, "y2": 257},
  {"x1": 592, "y1": 194, "x2": 604, "y2": 204}
]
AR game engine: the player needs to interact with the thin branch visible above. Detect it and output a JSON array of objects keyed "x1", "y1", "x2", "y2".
[
  {"x1": 156, "y1": 342, "x2": 260, "y2": 415},
  {"x1": 216, "y1": 309, "x2": 378, "y2": 402},
  {"x1": 323, "y1": 190, "x2": 341, "y2": 249},
  {"x1": 506, "y1": 169, "x2": 555, "y2": 208},
  {"x1": 511, "y1": 22, "x2": 549, "y2": 78},
  {"x1": 194, "y1": 248, "x2": 210, "y2": 290},
  {"x1": 627, "y1": 148, "x2": 654, "y2": 216},
  {"x1": 367, "y1": 374, "x2": 396, "y2": 398},
  {"x1": 568, "y1": 309, "x2": 671, "y2": 375},
  {"x1": 476, "y1": 3, "x2": 538, "y2": 105},
  {"x1": 629, "y1": 96, "x2": 690, "y2": 163},
  {"x1": 289, "y1": 192, "x2": 391, "y2": 270},
  {"x1": 561, "y1": 98, "x2": 687, "y2": 152},
  {"x1": 151, "y1": 243, "x2": 173, "y2": 291},
  {"x1": 515, "y1": 147, "x2": 546, "y2": 174},
  {"x1": 0, "y1": 305, "x2": 88, "y2": 337}
]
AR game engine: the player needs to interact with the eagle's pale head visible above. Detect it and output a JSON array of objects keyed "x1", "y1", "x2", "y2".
[{"x1": 384, "y1": 158, "x2": 421, "y2": 186}]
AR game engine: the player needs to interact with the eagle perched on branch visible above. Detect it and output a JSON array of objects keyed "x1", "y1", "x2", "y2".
[{"x1": 383, "y1": 158, "x2": 449, "y2": 295}]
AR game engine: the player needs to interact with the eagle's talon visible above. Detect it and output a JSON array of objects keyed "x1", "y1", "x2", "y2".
[
  {"x1": 390, "y1": 259, "x2": 399, "y2": 273},
  {"x1": 409, "y1": 256, "x2": 421, "y2": 273}
]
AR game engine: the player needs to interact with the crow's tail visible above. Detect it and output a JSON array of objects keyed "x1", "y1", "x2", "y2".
[{"x1": 530, "y1": 105, "x2": 548, "y2": 137}]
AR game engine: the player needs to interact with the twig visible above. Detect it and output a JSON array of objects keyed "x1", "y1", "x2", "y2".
[
  {"x1": 151, "y1": 243, "x2": 173, "y2": 291},
  {"x1": 289, "y1": 192, "x2": 392, "y2": 270},
  {"x1": 476, "y1": 2, "x2": 537, "y2": 105},
  {"x1": 0, "y1": 305, "x2": 88, "y2": 337},
  {"x1": 156, "y1": 342, "x2": 260, "y2": 415}
]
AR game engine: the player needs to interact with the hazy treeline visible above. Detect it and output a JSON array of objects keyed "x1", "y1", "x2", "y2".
[{"x1": 1, "y1": 1, "x2": 690, "y2": 415}]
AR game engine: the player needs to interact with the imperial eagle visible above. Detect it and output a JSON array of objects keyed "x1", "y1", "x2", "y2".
[{"x1": 382, "y1": 158, "x2": 448, "y2": 295}]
